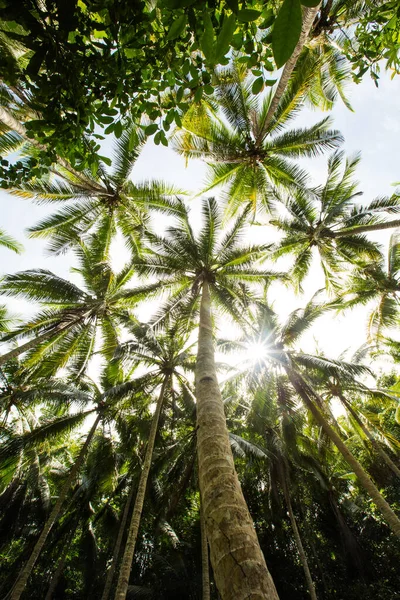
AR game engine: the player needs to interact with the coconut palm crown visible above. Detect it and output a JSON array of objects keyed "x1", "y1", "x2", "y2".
[
  {"x1": 339, "y1": 229, "x2": 400, "y2": 339},
  {"x1": 132, "y1": 196, "x2": 280, "y2": 329},
  {"x1": 172, "y1": 62, "x2": 343, "y2": 217},
  {"x1": 0, "y1": 234, "x2": 156, "y2": 374},
  {"x1": 10, "y1": 122, "x2": 184, "y2": 255},
  {"x1": 270, "y1": 151, "x2": 400, "y2": 290}
]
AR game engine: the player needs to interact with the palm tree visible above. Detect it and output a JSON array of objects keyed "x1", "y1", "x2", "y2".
[
  {"x1": 10, "y1": 121, "x2": 183, "y2": 255},
  {"x1": 265, "y1": 4, "x2": 322, "y2": 134},
  {"x1": 0, "y1": 235, "x2": 154, "y2": 371},
  {"x1": 2, "y1": 407, "x2": 100, "y2": 600},
  {"x1": 6, "y1": 365, "x2": 149, "y2": 600},
  {"x1": 231, "y1": 301, "x2": 400, "y2": 537},
  {"x1": 172, "y1": 62, "x2": 343, "y2": 217},
  {"x1": 106, "y1": 323, "x2": 196, "y2": 600},
  {"x1": 311, "y1": 369, "x2": 400, "y2": 478},
  {"x1": 286, "y1": 28, "x2": 353, "y2": 113},
  {"x1": 233, "y1": 380, "x2": 319, "y2": 600},
  {"x1": 338, "y1": 229, "x2": 400, "y2": 339},
  {"x1": 132, "y1": 197, "x2": 280, "y2": 600},
  {"x1": 270, "y1": 151, "x2": 400, "y2": 289},
  {"x1": 0, "y1": 356, "x2": 90, "y2": 427}
]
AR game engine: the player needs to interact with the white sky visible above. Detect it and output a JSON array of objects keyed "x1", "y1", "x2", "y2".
[{"x1": 1, "y1": 68, "x2": 400, "y2": 369}]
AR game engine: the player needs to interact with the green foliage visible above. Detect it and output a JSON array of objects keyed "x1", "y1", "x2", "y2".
[
  {"x1": 0, "y1": 5, "x2": 399, "y2": 599},
  {"x1": 272, "y1": 0, "x2": 302, "y2": 68}
]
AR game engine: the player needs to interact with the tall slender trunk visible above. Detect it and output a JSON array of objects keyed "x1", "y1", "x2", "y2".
[
  {"x1": 281, "y1": 474, "x2": 317, "y2": 600},
  {"x1": 200, "y1": 498, "x2": 211, "y2": 600},
  {"x1": 196, "y1": 281, "x2": 279, "y2": 600},
  {"x1": 114, "y1": 376, "x2": 169, "y2": 600},
  {"x1": 44, "y1": 524, "x2": 77, "y2": 600},
  {"x1": 101, "y1": 483, "x2": 136, "y2": 600},
  {"x1": 10, "y1": 414, "x2": 101, "y2": 600},
  {"x1": 333, "y1": 220, "x2": 400, "y2": 237},
  {"x1": 338, "y1": 393, "x2": 400, "y2": 479},
  {"x1": 288, "y1": 372, "x2": 400, "y2": 537},
  {"x1": 0, "y1": 322, "x2": 71, "y2": 366},
  {"x1": 257, "y1": 4, "x2": 321, "y2": 142}
]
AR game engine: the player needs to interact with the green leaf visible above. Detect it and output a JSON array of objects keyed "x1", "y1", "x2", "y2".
[
  {"x1": 194, "y1": 87, "x2": 203, "y2": 102},
  {"x1": 104, "y1": 123, "x2": 115, "y2": 135},
  {"x1": 237, "y1": 9, "x2": 261, "y2": 22},
  {"x1": 98, "y1": 115, "x2": 114, "y2": 124},
  {"x1": 252, "y1": 77, "x2": 264, "y2": 94},
  {"x1": 124, "y1": 48, "x2": 137, "y2": 59},
  {"x1": 114, "y1": 121, "x2": 123, "y2": 138},
  {"x1": 271, "y1": 0, "x2": 302, "y2": 68},
  {"x1": 166, "y1": 13, "x2": 187, "y2": 40},
  {"x1": 94, "y1": 29, "x2": 107, "y2": 38},
  {"x1": 160, "y1": 131, "x2": 168, "y2": 147},
  {"x1": 145, "y1": 124, "x2": 158, "y2": 136},
  {"x1": 215, "y1": 14, "x2": 236, "y2": 62},
  {"x1": 301, "y1": 0, "x2": 320, "y2": 6},
  {"x1": 265, "y1": 78, "x2": 277, "y2": 86},
  {"x1": 99, "y1": 155, "x2": 112, "y2": 166},
  {"x1": 201, "y1": 12, "x2": 215, "y2": 62}
]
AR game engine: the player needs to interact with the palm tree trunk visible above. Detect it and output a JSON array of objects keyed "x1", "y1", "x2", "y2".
[
  {"x1": 44, "y1": 524, "x2": 77, "y2": 600},
  {"x1": 10, "y1": 414, "x2": 101, "y2": 600},
  {"x1": 288, "y1": 372, "x2": 400, "y2": 537},
  {"x1": 200, "y1": 497, "x2": 211, "y2": 600},
  {"x1": 257, "y1": 4, "x2": 321, "y2": 142},
  {"x1": 195, "y1": 280, "x2": 279, "y2": 600},
  {"x1": 338, "y1": 393, "x2": 400, "y2": 479},
  {"x1": 101, "y1": 483, "x2": 136, "y2": 600},
  {"x1": 0, "y1": 322, "x2": 71, "y2": 366},
  {"x1": 114, "y1": 376, "x2": 169, "y2": 600},
  {"x1": 333, "y1": 220, "x2": 400, "y2": 237},
  {"x1": 281, "y1": 475, "x2": 317, "y2": 600}
]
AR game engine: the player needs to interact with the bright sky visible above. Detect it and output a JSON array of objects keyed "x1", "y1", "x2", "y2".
[{"x1": 1, "y1": 68, "x2": 400, "y2": 369}]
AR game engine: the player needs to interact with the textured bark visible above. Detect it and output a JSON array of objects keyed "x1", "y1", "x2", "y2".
[
  {"x1": 333, "y1": 219, "x2": 400, "y2": 238},
  {"x1": 10, "y1": 415, "x2": 101, "y2": 600},
  {"x1": 101, "y1": 483, "x2": 136, "y2": 600},
  {"x1": 0, "y1": 322, "x2": 71, "y2": 366},
  {"x1": 338, "y1": 393, "x2": 400, "y2": 479},
  {"x1": 196, "y1": 281, "x2": 279, "y2": 600},
  {"x1": 200, "y1": 499, "x2": 211, "y2": 600},
  {"x1": 114, "y1": 377, "x2": 169, "y2": 600},
  {"x1": 289, "y1": 372, "x2": 400, "y2": 537},
  {"x1": 256, "y1": 5, "x2": 321, "y2": 143},
  {"x1": 281, "y1": 476, "x2": 317, "y2": 600}
]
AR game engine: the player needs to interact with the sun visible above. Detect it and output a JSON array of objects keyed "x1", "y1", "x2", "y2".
[{"x1": 245, "y1": 342, "x2": 269, "y2": 363}]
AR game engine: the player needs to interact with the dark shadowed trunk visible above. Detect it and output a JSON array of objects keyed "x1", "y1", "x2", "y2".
[
  {"x1": 10, "y1": 414, "x2": 101, "y2": 600},
  {"x1": 114, "y1": 376, "x2": 169, "y2": 600}
]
